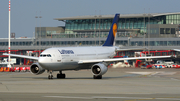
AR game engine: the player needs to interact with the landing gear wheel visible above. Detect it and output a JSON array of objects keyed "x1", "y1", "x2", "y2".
[
  {"x1": 48, "y1": 75, "x2": 53, "y2": 79},
  {"x1": 93, "y1": 75, "x2": 102, "y2": 79},
  {"x1": 57, "y1": 74, "x2": 66, "y2": 79},
  {"x1": 57, "y1": 71, "x2": 66, "y2": 79}
]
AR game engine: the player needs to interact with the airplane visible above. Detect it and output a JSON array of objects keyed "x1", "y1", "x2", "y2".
[{"x1": 3, "y1": 14, "x2": 174, "y2": 79}]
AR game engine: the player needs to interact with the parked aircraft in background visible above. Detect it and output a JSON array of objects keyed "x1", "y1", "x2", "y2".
[{"x1": 3, "y1": 14, "x2": 174, "y2": 79}]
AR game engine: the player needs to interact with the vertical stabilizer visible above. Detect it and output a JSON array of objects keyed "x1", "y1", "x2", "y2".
[{"x1": 103, "y1": 14, "x2": 120, "y2": 46}]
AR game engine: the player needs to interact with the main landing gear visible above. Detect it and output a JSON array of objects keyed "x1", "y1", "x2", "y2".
[
  {"x1": 93, "y1": 75, "x2": 102, "y2": 79},
  {"x1": 57, "y1": 71, "x2": 66, "y2": 79},
  {"x1": 48, "y1": 70, "x2": 66, "y2": 79}
]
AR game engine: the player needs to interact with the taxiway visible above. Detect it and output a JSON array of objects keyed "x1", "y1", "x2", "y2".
[{"x1": 0, "y1": 68, "x2": 180, "y2": 101}]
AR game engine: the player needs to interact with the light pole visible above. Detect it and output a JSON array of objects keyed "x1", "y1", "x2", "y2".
[
  {"x1": 35, "y1": 15, "x2": 42, "y2": 56},
  {"x1": 39, "y1": 16, "x2": 42, "y2": 55},
  {"x1": 99, "y1": 15, "x2": 101, "y2": 46},
  {"x1": 143, "y1": 13, "x2": 146, "y2": 51},
  {"x1": 35, "y1": 16, "x2": 38, "y2": 46},
  {"x1": 148, "y1": 14, "x2": 151, "y2": 54},
  {"x1": 94, "y1": 15, "x2": 96, "y2": 45},
  {"x1": 8, "y1": 0, "x2": 11, "y2": 68}
]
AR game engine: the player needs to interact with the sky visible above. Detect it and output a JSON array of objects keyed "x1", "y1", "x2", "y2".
[{"x1": 0, "y1": 0, "x2": 180, "y2": 38}]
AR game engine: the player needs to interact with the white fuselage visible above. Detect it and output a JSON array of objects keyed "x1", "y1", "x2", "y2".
[{"x1": 38, "y1": 46, "x2": 116, "y2": 71}]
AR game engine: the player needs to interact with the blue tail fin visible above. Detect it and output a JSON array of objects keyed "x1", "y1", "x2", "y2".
[{"x1": 103, "y1": 14, "x2": 120, "y2": 46}]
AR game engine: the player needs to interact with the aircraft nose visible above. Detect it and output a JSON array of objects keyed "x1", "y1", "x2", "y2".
[
  {"x1": 38, "y1": 57, "x2": 52, "y2": 64},
  {"x1": 38, "y1": 57, "x2": 45, "y2": 63}
]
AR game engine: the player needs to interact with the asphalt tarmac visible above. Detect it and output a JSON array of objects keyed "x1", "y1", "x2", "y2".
[{"x1": 0, "y1": 68, "x2": 180, "y2": 101}]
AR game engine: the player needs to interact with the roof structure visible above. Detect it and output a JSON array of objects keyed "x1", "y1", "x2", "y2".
[{"x1": 54, "y1": 12, "x2": 180, "y2": 21}]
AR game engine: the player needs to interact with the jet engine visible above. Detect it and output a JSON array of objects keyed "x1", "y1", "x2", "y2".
[
  {"x1": 30, "y1": 62, "x2": 45, "y2": 75},
  {"x1": 91, "y1": 63, "x2": 108, "y2": 76}
]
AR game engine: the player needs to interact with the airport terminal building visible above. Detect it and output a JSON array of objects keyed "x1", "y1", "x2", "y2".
[{"x1": 1, "y1": 12, "x2": 180, "y2": 64}]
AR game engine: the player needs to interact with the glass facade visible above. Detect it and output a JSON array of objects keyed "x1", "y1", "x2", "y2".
[
  {"x1": 64, "y1": 15, "x2": 167, "y2": 34},
  {"x1": 35, "y1": 27, "x2": 65, "y2": 38},
  {"x1": 35, "y1": 13, "x2": 180, "y2": 39},
  {"x1": 48, "y1": 32, "x2": 141, "y2": 38},
  {"x1": 166, "y1": 14, "x2": 180, "y2": 24},
  {"x1": 0, "y1": 39, "x2": 180, "y2": 47}
]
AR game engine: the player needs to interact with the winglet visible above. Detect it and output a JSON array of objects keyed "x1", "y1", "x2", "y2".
[{"x1": 103, "y1": 14, "x2": 120, "y2": 46}]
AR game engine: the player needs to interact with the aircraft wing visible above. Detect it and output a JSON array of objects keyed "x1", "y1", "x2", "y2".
[
  {"x1": 3, "y1": 53, "x2": 39, "y2": 60},
  {"x1": 173, "y1": 49, "x2": 180, "y2": 52},
  {"x1": 78, "y1": 55, "x2": 174, "y2": 64}
]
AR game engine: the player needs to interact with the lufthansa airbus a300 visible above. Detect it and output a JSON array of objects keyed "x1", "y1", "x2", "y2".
[{"x1": 3, "y1": 14, "x2": 173, "y2": 79}]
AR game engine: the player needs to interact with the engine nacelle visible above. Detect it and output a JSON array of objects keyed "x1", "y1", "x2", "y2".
[
  {"x1": 91, "y1": 63, "x2": 108, "y2": 76},
  {"x1": 30, "y1": 62, "x2": 45, "y2": 75}
]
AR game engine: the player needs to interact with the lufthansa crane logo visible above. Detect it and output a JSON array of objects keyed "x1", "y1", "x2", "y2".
[{"x1": 113, "y1": 23, "x2": 117, "y2": 37}]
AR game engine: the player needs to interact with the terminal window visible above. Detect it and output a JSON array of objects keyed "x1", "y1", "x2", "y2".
[
  {"x1": 171, "y1": 28, "x2": 175, "y2": 34},
  {"x1": 166, "y1": 28, "x2": 170, "y2": 34},
  {"x1": 160, "y1": 28, "x2": 175, "y2": 34},
  {"x1": 160, "y1": 28, "x2": 165, "y2": 34}
]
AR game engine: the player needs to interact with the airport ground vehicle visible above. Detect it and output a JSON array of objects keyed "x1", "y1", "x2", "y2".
[
  {"x1": 153, "y1": 60, "x2": 173, "y2": 69},
  {"x1": 0, "y1": 67, "x2": 15, "y2": 72},
  {"x1": 156, "y1": 60, "x2": 173, "y2": 65},
  {"x1": 0, "y1": 66, "x2": 30, "y2": 72},
  {"x1": 14, "y1": 67, "x2": 20, "y2": 72},
  {"x1": 26, "y1": 67, "x2": 30, "y2": 72},
  {"x1": 110, "y1": 62, "x2": 131, "y2": 68},
  {"x1": 19, "y1": 67, "x2": 30, "y2": 72},
  {"x1": 141, "y1": 64, "x2": 153, "y2": 69},
  {"x1": 173, "y1": 64, "x2": 180, "y2": 68},
  {"x1": 146, "y1": 65, "x2": 152, "y2": 69},
  {"x1": 165, "y1": 63, "x2": 174, "y2": 68},
  {"x1": 0, "y1": 67, "x2": 4, "y2": 72},
  {"x1": 0, "y1": 63, "x2": 14, "y2": 72},
  {"x1": 20, "y1": 67, "x2": 27, "y2": 72},
  {"x1": 154, "y1": 65, "x2": 165, "y2": 69}
]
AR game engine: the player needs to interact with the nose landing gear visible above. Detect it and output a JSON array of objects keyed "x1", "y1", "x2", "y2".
[{"x1": 48, "y1": 70, "x2": 53, "y2": 79}]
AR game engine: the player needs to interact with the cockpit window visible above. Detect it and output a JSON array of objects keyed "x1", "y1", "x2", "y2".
[
  {"x1": 42, "y1": 55, "x2": 46, "y2": 57},
  {"x1": 47, "y1": 54, "x2": 51, "y2": 57},
  {"x1": 40, "y1": 54, "x2": 51, "y2": 57}
]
